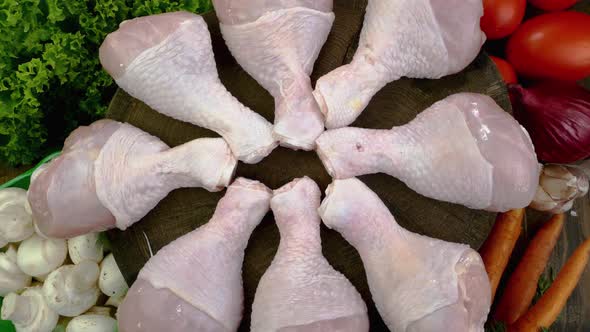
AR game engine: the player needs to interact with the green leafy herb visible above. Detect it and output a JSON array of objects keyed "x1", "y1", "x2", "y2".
[
  {"x1": 0, "y1": 0, "x2": 213, "y2": 165},
  {"x1": 527, "y1": 268, "x2": 556, "y2": 332},
  {"x1": 52, "y1": 324, "x2": 67, "y2": 332},
  {"x1": 0, "y1": 296, "x2": 16, "y2": 332},
  {"x1": 98, "y1": 231, "x2": 112, "y2": 252},
  {"x1": 534, "y1": 267, "x2": 555, "y2": 304}
]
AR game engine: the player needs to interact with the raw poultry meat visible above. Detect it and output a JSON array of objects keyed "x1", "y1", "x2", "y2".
[
  {"x1": 319, "y1": 178, "x2": 491, "y2": 332},
  {"x1": 118, "y1": 178, "x2": 271, "y2": 332},
  {"x1": 28, "y1": 119, "x2": 236, "y2": 239},
  {"x1": 314, "y1": 0, "x2": 486, "y2": 128},
  {"x1": 213, "y1": 1, "x2": 334, "y2": 150},
  {"x1": 316, "y1": 93, "x2": 540, "y2": 212},
  {"x1": 251, "y1": 177, "x2": 368, "y2": 331},
  {"x1": 99, "y1": 12, "x2": 277, "y2": 163}
]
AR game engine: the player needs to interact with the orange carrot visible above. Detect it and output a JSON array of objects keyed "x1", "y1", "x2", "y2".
[
  {"x1": 494, "y1": 214, "x2": 565, "y2": 324},
  {"x1": 479, "y1": 209, "x2": 524, "y2": 301},
  {"x1": 510, "y1": 237, "x2": 590, "y2": 332}
]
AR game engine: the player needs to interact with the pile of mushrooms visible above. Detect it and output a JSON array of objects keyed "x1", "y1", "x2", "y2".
[{"x1": 0, "y1": 188, "x2": 126, "y2": 332}]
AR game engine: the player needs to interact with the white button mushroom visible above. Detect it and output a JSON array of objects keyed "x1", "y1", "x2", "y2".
[
  {"x1": 1, "y1": 286, "x2": 59, "y2": 332},
  {"x1": 98, "y1": 253, "x2": 128, "y2": 298},
  {"x1": 66, "y1": 314, "x2": 117, "y2": 332},
  {"x1": 0, "y1": 188, "x2": 34, "y2": 245},
  {"x1": 68, "y1": 233, "x2": 104, "y2": 264},
  {"x1": 85, "y1": 306, "x2": 112, "y2": 316},
  {"x1": 17, "y1": 233, "x2": 67, "y2": 280},
  {"x1": 105, "y1": 295, "x2": 123, "y2": 308},
  {"x1": 0, "y1": 245, "x2": 31, "y2": 296},
  {"x1": 43, "y1": 261, "x2": 101, "y2": 317}
]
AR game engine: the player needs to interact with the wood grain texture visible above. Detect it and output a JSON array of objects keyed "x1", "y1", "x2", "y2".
[
  {"x1": 104, "y1": 1, "x2": 589, "y2": 331},
  {"x1": 0, "y1": 164, "x2": 28, "y2": 185}
]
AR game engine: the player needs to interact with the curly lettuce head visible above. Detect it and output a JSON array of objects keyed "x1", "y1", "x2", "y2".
[{"x1": 0, "y1": 0, "x2": 212, "y2": 165}]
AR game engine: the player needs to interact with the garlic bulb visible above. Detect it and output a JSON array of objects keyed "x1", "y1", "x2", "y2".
[{"x1": 530, "y1": 164, "x2": 589, "y2": 213}]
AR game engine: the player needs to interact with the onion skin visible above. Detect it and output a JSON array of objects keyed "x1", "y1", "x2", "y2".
[{"x1": 509, "y1": 82, "x2": 590, "y2": 163}]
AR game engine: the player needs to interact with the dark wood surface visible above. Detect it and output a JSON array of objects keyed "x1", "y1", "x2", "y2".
[
  {"x1": 0, "y1": 164, "x2": 29, "y2": 185},
  {"x1": 102, "y1": 2, "x2": 589, "y2": 331}
]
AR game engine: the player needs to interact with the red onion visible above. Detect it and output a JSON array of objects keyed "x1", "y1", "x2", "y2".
[{"x1": 509, "y1": 82, "x2": 590, "y2": 163}]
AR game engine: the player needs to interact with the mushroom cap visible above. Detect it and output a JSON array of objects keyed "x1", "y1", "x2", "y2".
[
  {"x1": 0, "y1": 188, "x2": 34, "y2": 243},
  {"x1": 0, "y1": 245, "x2": 31, "y2": 296},
  {"x1": 16, "y1": 234, "x2": 67, "y2": 278},
  {"x1": 68, "y1": 233, "x2": 104, "y2": 265},
  {"x1": 66, "y1": 314, "x2": 117, "y2": 332},
  {"x1": 99, "y1": 253, "x2": 128, "y2": 297},
  {"x1": 43, "y1": 261, "x2": 101, "y2": 317}
]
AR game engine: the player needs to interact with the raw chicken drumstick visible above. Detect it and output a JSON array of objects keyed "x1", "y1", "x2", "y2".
[
  {"x1": 118, "y1": 178, "x2": 271, "y2": 332},
  {"x1": 28, "y1": 120, "x2": 236, "y2": 239},
  {"x1": 213, "y1": 0, "x2": 334, "y2": 150},
  {"x1": 319, "y1": 178, "x2": 491, "y2": 332},
  {"x1": 99, "y1": 12, "x2": 277, "y2": 163},
  {"x1": 251, "y1": 177, "x2": 369, "y2": 331},
  {"x1": 314, "y1": 0, "x2": 486, "y2": 128},
  {"x1": 316, "y1": 93, "x2": 540, "y2": 212}
]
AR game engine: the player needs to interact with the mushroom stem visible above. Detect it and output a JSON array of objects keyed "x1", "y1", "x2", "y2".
[
  {"x1": 105, "y1": 295, "x2": 123, "y2": 308},
  {"x1": 67, "y1": 261, "x2": 100, "y2": 292},
  {"x1": 5, "y1": 246, "x2": 17, "y2": 259},
  {"x1": 86, "y1": 306, "x2": 112, "y2": 316},
  {"x1": 1, "y1": 293, "x2": 36, "y2": 323}
]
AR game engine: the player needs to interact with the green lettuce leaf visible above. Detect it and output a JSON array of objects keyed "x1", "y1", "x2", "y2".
[{"x1": 0, "y1": 0, "x2": 212, "y2": 165}]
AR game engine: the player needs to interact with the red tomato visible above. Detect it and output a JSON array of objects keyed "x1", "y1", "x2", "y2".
[
  {"x1": 506, "y1": 12, "x2": 590, "y2": 81},
  {"x1": 490, "y1": 56, "x2": 518, "y2": 84},
  {"x1": 480, "y1": 0, "x2": 527, "y2": 39},
  {"x1": 529, "y1": 0, "x2": 578, "y2": 11}
]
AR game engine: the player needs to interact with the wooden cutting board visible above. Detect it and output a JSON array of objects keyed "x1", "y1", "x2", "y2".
[{"x1": 105, "y1": 1, "x2": 589, "y2": 330}]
